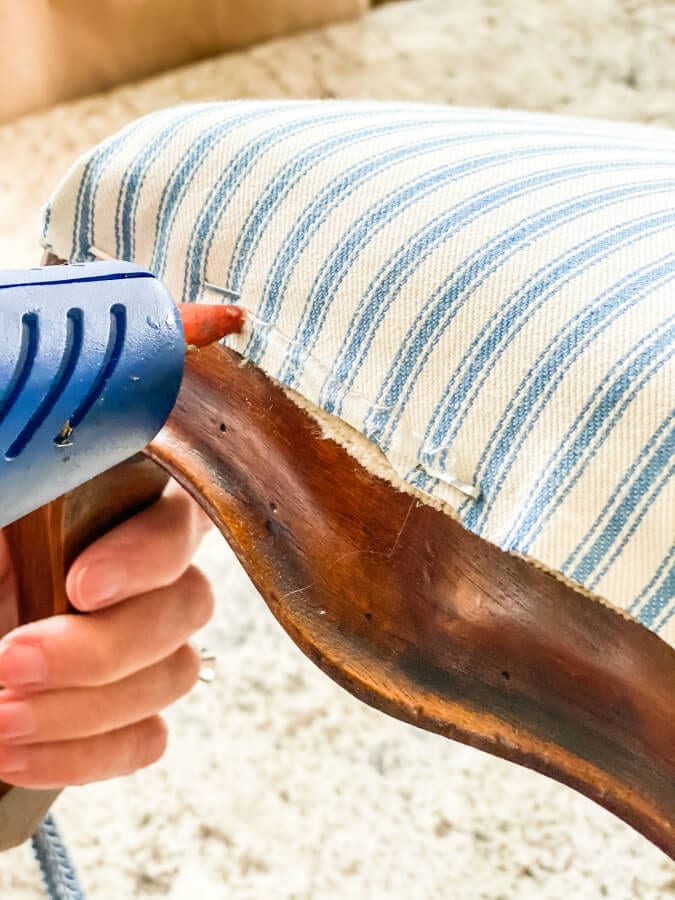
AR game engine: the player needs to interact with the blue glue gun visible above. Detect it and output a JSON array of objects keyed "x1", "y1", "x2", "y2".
[{"x1": 0, "y1": 261, "x2": 186, "y2": 529}]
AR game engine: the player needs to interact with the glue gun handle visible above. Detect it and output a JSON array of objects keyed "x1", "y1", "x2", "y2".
[{"x1": 0, "y1": 454, "x2": 168, "y2": 850}]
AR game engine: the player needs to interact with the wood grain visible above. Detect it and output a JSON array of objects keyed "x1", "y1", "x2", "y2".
[{"x1": 149, "y1": 344, "x2": 675, "y2": 857}]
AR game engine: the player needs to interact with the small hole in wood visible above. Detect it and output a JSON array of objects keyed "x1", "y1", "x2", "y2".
[
  {"x1": 501, "y1": 670, "x2": 510, "y2": 681},
  {"x1": 364, "y1": 612, "x2": 372, "y2": 622},
  {"x1": 270, "y1": 501, "x2": 278, "y2": 512},
  {"x1": 219, "y1": 423, "x2": 227, "y2": 433}
]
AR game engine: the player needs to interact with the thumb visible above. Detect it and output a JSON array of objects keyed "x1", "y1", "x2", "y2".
[{"x1": 0, "y1": 531, "x2": 19, "y2": 639}]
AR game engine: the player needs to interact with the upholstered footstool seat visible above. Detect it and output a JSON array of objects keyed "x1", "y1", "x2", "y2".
[
  {"x1": 41, "y1": 100, "x2": 675, "y2": 848},
  {"x1": 43, "y1": 100, "x2": 674, "y2": 642}
]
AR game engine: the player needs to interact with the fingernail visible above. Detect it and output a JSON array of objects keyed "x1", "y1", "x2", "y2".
[
  {"x1": 0, "y1": 643, "x2": 48, "y2": 687},
  {"x1": 74, "y1": 561, "x2": 122, "y2": 609},
  {"x1": 0, "y1": 701, "x2": 35, "y2": 741},
  {"x1": 0, "y1": 748, "x2": 27, "y2": 773}
]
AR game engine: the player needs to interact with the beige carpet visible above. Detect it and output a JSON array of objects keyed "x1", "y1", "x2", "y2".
[{"x1": 0, "y1": 1, "x2": 673, "y2": 897}]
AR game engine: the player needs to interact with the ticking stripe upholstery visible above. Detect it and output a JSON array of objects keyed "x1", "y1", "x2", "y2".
[{"x1": 42, "y1": 101, "x2": 675, "y2": 646}]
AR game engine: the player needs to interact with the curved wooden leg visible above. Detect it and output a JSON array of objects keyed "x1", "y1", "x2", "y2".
[{"x1": 148, "y1": 344, "x2": 675, "y2": 858}]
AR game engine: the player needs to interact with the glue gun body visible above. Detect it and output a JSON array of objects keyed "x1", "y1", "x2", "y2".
[{"x1": 0, "y1": 262, "x2": 185, "y2": 529}]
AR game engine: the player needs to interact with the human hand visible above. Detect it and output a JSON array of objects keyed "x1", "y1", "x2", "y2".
[{"x1": 0, "y1": 483, "x2": 214, "y2": 788}]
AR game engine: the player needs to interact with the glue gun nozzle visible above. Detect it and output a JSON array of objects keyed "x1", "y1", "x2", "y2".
[{"x1": 178, "y1": 303, "x2": 244, "y2": 348}]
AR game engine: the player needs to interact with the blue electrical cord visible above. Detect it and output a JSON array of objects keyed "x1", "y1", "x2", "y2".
[{"x1": 31, "y1": 816, "x2": 86, "y2": 900}]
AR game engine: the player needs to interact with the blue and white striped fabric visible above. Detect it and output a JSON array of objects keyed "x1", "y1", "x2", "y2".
[{"x1": 42, "y1": 100, "x2": 675, "y2": 648}]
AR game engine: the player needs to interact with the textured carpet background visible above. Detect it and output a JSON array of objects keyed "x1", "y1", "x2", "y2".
[{"x1": 0, "y1": 1, "x2": 673, "y2": 897}]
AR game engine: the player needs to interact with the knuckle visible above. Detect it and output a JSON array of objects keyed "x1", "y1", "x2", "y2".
[
  {"x1": 48, "y1": 615, "x2": 111, "y2": 685},
  {"x1": 177, "y1": 644, "x2": 202, "y2": 691},
  {"x1": 180, "y1": 567, "x2": 215, "y2": 631},
  {"x1": 143, "y1": 718, "x2": 169, "y2": 767},
  {"x1": 164, "y1": 645, "x2": 201, "y2": 698},
  {"x1": 85, "y1": 624, "x2": 115, "y2": 684},
  {"x1": 124, "y1": 718, "x2": 167, "y2": 774},
  {"x1": 37, "y1": 743, "x2": 83, "y2": 788}
]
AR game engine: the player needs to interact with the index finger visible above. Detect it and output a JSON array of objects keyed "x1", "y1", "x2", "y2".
[{"x1": 65, "y1": 483, "x2": 212, "y2": 612}]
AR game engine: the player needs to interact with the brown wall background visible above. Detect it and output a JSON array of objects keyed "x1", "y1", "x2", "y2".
[{"x1": 0, "y1": 0, "x2": 368, "y2": 123}]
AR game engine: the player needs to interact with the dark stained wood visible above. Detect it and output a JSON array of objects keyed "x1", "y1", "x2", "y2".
[
  {"x1": 1, "y1": 251, "x2": 672, "y2": 857},
  {"x1": 5, "y1": 456, "x2": 168, "y2": 627},
  {"x1": 148, "y1": 344, "x2": 675, "y2": 858}
]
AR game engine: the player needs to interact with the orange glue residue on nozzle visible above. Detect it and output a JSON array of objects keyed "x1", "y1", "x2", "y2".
[{"x1": 178, "y1": 303, "x2": 244, "y2": 348}]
